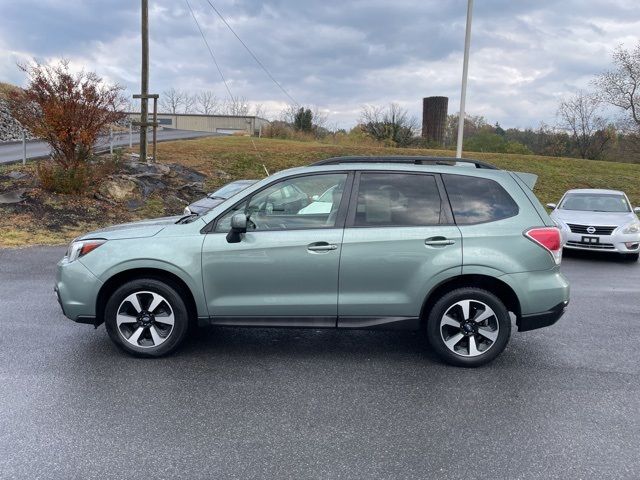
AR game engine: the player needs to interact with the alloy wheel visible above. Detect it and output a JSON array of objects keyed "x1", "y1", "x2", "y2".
[
  {"x1": 439, "y1": 299, "x2": 499, "y2": 357},
  {"x1": 116, "y1": 291, "x2": 175, "y2": 348}
]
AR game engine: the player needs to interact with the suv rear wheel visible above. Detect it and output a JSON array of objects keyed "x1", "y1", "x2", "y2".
[
  {"x1": 426, "y1": 288, "x2": 511, "y2": 367},
  {"x1": 104, "y1": 278, "x2": 189, "y2": 357}
]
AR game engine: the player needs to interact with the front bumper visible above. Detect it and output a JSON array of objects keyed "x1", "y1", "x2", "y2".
[
  {"x1": 561, "y1": 229, "x2": 640, "y2": 254},
  {"x1": 517, "y1": 301, "x2": 568, "y2": 332},
  {"x1": 55, "y1": 257, "x2": 103, "y2": 323}
]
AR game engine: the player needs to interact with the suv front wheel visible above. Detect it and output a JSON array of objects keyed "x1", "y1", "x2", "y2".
[
  {"x1": 104, "y1": 278, "x2": 190, "y2": 357},
  {"x1": 426, "y1": 288, "x2": 511, "y2": 367}
]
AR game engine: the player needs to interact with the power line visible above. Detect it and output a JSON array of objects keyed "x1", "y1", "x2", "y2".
[
  {"x1": 184, "y1": 0, "x2": 235, "y2": 101},
  {"x1": 203, "y1": 0, "x2": 300, "y2": 107}
]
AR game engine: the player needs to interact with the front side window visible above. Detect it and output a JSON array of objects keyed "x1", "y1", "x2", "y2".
[
  {"x1": 353, "y1": 173, "x2": 442, "y2": 227},
  {"x1": 443, "y1": 174, "x2": 519, "y2": 225},
  {"x1": 214, "y1": 173, "x2": 348, "y2": 232}
]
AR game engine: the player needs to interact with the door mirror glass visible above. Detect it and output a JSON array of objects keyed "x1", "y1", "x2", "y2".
[{"x1": 546, "y1": 203, "x2": 557, "y2": 210}]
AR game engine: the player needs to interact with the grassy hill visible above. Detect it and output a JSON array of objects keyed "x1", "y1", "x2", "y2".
[
  {"x1": 0, "y1": 82, "x2": 21, "y2": 100},
  {"x1": 158, "y1": 136, "x2": 640, "y2": 206},
  {"x1": 1, "y1": 136, "x2": 639, "y2": 248}
]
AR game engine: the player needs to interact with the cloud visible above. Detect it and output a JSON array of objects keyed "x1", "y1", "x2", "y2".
[{"x1": 0, "y1": 0, "x2": 638, "y2": 128}]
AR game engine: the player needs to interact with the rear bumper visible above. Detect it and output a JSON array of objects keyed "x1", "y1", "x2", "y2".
[{"x1": 517, "y1": 301, "x2": 568, "y2": 332}]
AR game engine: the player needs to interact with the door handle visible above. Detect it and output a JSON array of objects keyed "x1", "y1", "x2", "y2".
[
  {"x1": 425, "y1": 237, "x2": 456, "y2": 247},
  {"x1": 307, "y1": 242, "x2": 338, "y2": 252}
]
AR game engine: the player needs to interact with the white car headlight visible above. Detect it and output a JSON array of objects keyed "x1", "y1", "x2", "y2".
[
  {"x1": 622, "y1": 222, "x2": 640, "y2": 234},
  {"x1": 66, "y1": 239, "x2": 106, "y2": 262}
]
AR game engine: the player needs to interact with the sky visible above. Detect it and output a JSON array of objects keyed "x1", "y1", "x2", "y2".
[{"x1": 1, "y1": 0, "x2": 639, "y2": 129}]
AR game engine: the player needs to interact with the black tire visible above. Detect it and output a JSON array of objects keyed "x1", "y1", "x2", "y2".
[
  {"x1": 104, "y1": 278, "x2": 190, "y2": 357},
  {"x1": 425, "y1": 288, "x2": 511, "y2": 368},
  {"x1": 624, "y1": 253, "x2": 639, "y2": 262}
]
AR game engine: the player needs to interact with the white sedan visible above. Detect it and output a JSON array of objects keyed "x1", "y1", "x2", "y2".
[{"x1": 548, "y1": 188, "x2": 640, "y2": 261}]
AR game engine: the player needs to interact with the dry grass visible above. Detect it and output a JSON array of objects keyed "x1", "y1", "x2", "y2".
[{"x1": 153, "y1": 136, "x2": 640, "y2": 206}]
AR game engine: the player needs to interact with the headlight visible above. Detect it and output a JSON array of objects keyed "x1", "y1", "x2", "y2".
[
  {"x1": 66, "y1": 239, "x2": 106, "y2": 262},
  {"x1": 622, "y1": 222, "x2": 640, "y2": 234}
]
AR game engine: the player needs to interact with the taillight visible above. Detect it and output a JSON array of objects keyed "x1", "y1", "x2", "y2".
[{"x1": 525, "y1": 227, "x2": 562, "y2": 264}]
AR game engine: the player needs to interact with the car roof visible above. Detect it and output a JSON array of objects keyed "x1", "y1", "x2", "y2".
[{"x1": 564, "y1": 188, "x2": 625, "y2": 195}]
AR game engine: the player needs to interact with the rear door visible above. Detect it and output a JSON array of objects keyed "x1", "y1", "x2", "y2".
[{"x1": 337, "y1": 171, "x2": 462, "y2": 327}]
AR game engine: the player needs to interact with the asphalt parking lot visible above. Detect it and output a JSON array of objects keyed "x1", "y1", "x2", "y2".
[{"x1": 0, "y1": 247, "x2": 638, "y2": 479}]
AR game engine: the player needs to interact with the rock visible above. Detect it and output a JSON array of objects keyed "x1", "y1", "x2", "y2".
[
  {"x1": 8, "y1": 171, "x2": 28, "y2": 180},
  {"x1": 125, "y1": 199, "x2": 144, "y2": 211},
  {"x1": 98, "y1": 176, "x2": 138, "y2": 201},
  {"x1": 0, "y1": 188, "x2": 25, "y2": 204},
  {"x1": 123, "y1": 161, "x2": 170, "y2": 176},
  {"x1": 0, "y1": 100, "x2": 35, "y2": 143},
  {"x1": 168, "y1": 164, "x2": 207, "y2": 183}
]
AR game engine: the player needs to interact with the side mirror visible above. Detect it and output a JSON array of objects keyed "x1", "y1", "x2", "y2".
[
  {"x1": 634, "y1": 207, "x2": 640, "y2": 214},
  {"x1": 226, "y1": 213, "x2": 248, "y2": 243},
  {"x1": 546, "y1": 203, "x2": 556, "y2": 210},
  {"x1": 311, "y1": 194, "x2": 320, "y2": 201}
]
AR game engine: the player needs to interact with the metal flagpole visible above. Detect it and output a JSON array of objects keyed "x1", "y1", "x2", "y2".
[{"x1": 456, "y1": 0, "x2": 474, "y2": 158}]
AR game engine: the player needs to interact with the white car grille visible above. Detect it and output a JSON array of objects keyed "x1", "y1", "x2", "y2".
[{"x1": 567, "y1": 224, "x2": 616, "y2": 235}]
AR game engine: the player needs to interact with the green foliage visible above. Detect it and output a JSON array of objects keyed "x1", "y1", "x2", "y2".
[
  {"x1": 464, "y1": 132, "x2": 532, "y2": 155},
  {"x1": 293, "y1": 107, "x2": 313, "y2": 132}
]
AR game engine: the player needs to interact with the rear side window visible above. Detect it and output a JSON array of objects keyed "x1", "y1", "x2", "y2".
[
  {"x1": 353, "y1": 173, "x2": 442, "y2": 227},
  {"x1": 443, "y1": 174, "x2": 519, "y2": 224}
]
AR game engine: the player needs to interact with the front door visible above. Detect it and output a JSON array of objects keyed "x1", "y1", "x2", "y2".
[
  {"x1": 338, "y1": 172, "x2": 462, "y2": 327},
  {"x1": 201, "y1": 172, "x2": 351, "y2": 325}
]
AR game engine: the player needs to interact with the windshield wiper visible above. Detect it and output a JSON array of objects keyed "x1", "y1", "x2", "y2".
[{"x1": 176, "y1": 213, "x2": 199, "y2": 224}]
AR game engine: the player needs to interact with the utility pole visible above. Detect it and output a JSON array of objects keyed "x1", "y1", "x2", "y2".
[
  {"x1": 133, "y1": 0, "x2": 158, "y2": 163},
  {"x1": 456, "y1": 0, "x2": 473, "y2": 158},
  {"x1": 139, "y1": 0, "x2": 149, "y2": 162}
]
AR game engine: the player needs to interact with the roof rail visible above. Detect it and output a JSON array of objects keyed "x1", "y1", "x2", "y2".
[{"x1": 311, "y1": 156, "x2": 499, "y2": 170}]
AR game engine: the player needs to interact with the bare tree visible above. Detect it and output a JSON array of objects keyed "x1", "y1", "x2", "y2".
[
  {"x1": 311, "y1": 105, "x2": 328, "y2": 130},
  {"x1": 183, "y1": 93, "x2": 196, "y2": 114},
  {"x1": 196, "y1": 91, "x2": 219, "y2": 115},
  {"x1": 160, "y1": 88, "x2": 185, "y2": 114},
  {"x1": 222, "y1": 96, "x2": 250, "y2": 116},
  {"x1": 359, "y1": 103, "x2": 418, "y2": 147},
  {"x1": 557, "y1": 91, "x2": 612, "y2": 159},
  {"x1": 252, "y1": 103, "x2": 266, "y2": 118},
  {"x1": 594, "y1": 43, "x2": 640, "y2": 132},
  {"x1": 280, "y1": 104, "x2": 299, "y2": 124}
]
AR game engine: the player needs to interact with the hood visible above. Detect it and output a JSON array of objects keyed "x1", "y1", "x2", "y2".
[
  {"x1": 551, "y1": 209, "x2": 637, "y2": 227},
  {"x1": 79, "y1": 216, "x2": 182, "y2": 240}
]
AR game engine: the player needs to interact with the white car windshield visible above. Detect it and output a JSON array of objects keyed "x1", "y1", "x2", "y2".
[
  {"x1": 317, "y1": 186, "x2": 337, "y2": 202},
  {"x1": 559, "y1": 193, "x2": 630, "y2": 213}
]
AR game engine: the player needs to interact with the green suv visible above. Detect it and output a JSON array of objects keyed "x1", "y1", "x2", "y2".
[{"x1": 55, "y1": 156, "x2": 569, "y2": 367}]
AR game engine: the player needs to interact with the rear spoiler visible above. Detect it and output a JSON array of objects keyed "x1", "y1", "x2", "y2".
[{"x1": 511, "y1": 171, "x2": 538, "y2": 190}]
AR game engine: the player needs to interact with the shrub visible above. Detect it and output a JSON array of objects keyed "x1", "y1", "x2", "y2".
[
  {"x1": 8, "y1": 60, "x2": 126, "y2": 193},
  {"x1": 36, "y1": 161, "x2": 89, "y2": 194}
]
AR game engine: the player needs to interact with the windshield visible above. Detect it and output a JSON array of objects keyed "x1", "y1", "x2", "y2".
[
  {"x1": 209, "y1": 181, "x2": 256, "y2": 199},
  {"x1": 317, "y1": 186, "x2": 337, "y2": 202},
  {"x1": 559, "y1": 193, "x2": 630, "y2": 212}
]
